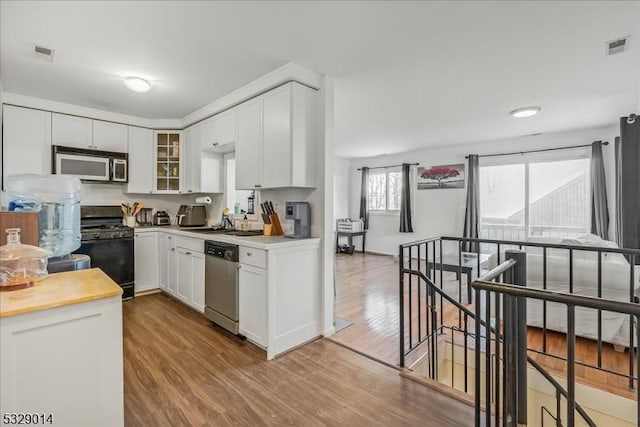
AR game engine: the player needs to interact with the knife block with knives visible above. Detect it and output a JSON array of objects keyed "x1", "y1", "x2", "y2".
[{"x1": 261, "y1": 201, "x2": 283, "y2": 236}]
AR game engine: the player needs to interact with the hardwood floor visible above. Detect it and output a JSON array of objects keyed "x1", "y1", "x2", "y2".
[
  {"x1": 123, "y1": 292, "x2": 476, "y2": 426},
  {"x1": 331, "y1": 253, "x2": 402, "y2": 366},
  {"x1": 332, "y1": 252, "x2": 636, "y2": 398}
]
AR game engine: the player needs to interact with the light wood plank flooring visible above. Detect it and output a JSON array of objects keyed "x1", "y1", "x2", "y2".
[
  {"x1": 123, "y1": 292, "x2": 476, "y2": 426},
  {"x1": 332, "y1": 253, "x2": 635, "y2": 398}
]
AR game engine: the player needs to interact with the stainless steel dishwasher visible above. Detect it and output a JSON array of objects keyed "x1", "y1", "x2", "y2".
[{"x1": 204, "y1": 240, "x2": 240, "y2": 334}]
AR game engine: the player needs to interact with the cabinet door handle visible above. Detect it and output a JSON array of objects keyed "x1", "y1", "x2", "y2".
[
  {"x1": 186, "y1": 251, "x2": 192, "y2": 255},
  {"x1": 246, "y1": 252, "x2": 252, "y2": 256},
  {"x1": 212, "y1": 142, "x2": 219, "y2": 147},
  {"x1": 255, "y1": 184, "x2": 262, "y2": 188},
  {"x1": 170, "y1": 248, "x2": 175, "y2": 251},
  {"x1": 168, "y1": 236, "x2": 172, "y2": 239}
]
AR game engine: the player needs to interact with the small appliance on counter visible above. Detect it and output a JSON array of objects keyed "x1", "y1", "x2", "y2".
[
  {"x1": 176, "y1": 204, "x2": 206, "y2": 227},
  {"x1": 153, "y1": 211, "x2": 171, "y2": 226},
  {"x1": 285, "y1": 201, "x2": 311, "y2": 238},
  {"x1": 136, "y1": 207, "x2": 153, "y2": 227}
]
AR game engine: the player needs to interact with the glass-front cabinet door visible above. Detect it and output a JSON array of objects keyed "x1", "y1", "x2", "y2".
[{"x1": 155, "y1": 131, "x2": 182, "y2": 192}]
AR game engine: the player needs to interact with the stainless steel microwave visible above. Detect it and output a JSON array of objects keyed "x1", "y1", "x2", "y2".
[{"x1": 52, "y1": 145, "x2": 128, "y2": 183}]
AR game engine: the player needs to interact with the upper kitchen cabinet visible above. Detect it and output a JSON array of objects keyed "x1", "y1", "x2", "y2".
[
  {"x1": 2, "y1": 105, "x2": 52, "y2": 189},
  {"x1": 52, "y1": 113, "x2": 93, "y2": 149},
  {"x1": 202, "y1": 108, "x2": 237, "y2": 151},
  {"x1": 92, "y1": 121, "x2": 128, "y2": 152},
  {"x1": 126, "y1": 126, "x2": 154, "y2": 194},
  {"x1": 154, "y1": 131, "x2": 182, "y2": 193},
  {"x1": 235, "y1": 99, "x2": 262, "y2": 190},
  {"x1": 182, "y1": 123, "x2": 223, "y2": 194},
  {"x1": 181, "y1": 125, "x2": 202, "y2": 194},
  {"x1": 235, "y1": 82, "x2": 317, "y2": 190},
  {"x1": 52, "y1": 113, "x2": 127, "y2": 152}
]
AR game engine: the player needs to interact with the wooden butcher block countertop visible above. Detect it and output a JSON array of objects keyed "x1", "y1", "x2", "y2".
[{"x1": 0, "y1": 268, "x2": 122, "y2": 318}]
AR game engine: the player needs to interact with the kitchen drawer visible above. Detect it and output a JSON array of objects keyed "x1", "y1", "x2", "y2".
[
  {"x1": 174, "y1": 236, "x2": 204, "y2": 253},
  {"x1": 240, "y1": 246, "x2": 266, "y2": 269}
]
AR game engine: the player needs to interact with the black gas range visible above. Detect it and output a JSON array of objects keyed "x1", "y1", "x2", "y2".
[
  {"x1": 73, "y1": 206, "x2": 135, "y2": 299},
  {"x1": 81, "y1": 224, "x2": 134, "y2": 241}
]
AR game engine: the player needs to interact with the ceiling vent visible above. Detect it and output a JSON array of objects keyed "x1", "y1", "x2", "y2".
[
  {"x1": 34, "y1": 45, "x2": 55, "y2": 62},
  {"x1": 606, "y1": 37, "x2": 629, "y2": 56}
]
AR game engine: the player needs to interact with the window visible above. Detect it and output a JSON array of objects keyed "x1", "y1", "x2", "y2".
[
  {"x1": 479, "y1": 155, "x2": 591, "y2": 240},
  {"x1": 368, "y1": 169, "x2": 402, "y2": 212},
  {"x1": 224, "y1": 156, "x2": 252, "y2": 214}
]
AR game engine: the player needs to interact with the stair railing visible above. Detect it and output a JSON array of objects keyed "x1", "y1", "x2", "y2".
[{"x1": 473, "y1": 260, "x2": 640, "y2": 426}]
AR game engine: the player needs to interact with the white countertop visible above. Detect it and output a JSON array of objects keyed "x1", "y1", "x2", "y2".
[{"x1": 133, "y1": 226, "x2": 320, "y2": 250}]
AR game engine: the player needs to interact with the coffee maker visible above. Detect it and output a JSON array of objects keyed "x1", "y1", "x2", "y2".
[{"x1": 284, "y1": 201, "x2": 311, "y2": 238}]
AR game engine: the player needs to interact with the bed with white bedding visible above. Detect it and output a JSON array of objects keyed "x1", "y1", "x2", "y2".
[{"x1": 488, "y1": 234, "x2": 640, "y2": 348}]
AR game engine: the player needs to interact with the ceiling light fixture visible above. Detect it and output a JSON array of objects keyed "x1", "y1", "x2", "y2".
[
  {"x1": 510, "y1": 106, "x2": 541, "y2": 118},
  {"x1": 123, "y1": 77, "x2": 152, "y2": 93}
]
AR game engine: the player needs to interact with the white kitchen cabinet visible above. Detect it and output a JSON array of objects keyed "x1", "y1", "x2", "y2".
[
  {"x1": 1, "y1": 294, "x2": 124, "y2": 427},
  {"x1": 154, "y1": 131, "x2": 182, "y2": 193},
  {"x1": 126, "y1": 126, "x2": 154, "y2": 193},
  {"x1": 235, "y1": 98, "x2": 262, "y2": 189},
  {"x1": 181, "y1": 126, "x2": 197, "y2": 193},
  {"x1": 202, "y1": 108, "x2": 236, "y2": 151},
  {"x1": 191, "y1": 252, "x2": 205, "y2": 312},
  {"x1": 158, "y1": 233, "x2": 170, "y2": 291},
  {"x1": 235, "y1": 82, "x2": 317, "y2": 190},
  {"x1": 175, "y1": 241, "x2": 205, "y2": 312},
  {"x1": 176, "y1": 249, "x2": 205, "y2": 312},
  {"x1": 2, "y1": 105, "x2": 52, "y2": 190},
  {"x1": 92, "y1": 120, "x2": 127, "y2": 152},
  {"x1": 239, "y1": 263, "x2": 268, "y2": 347},
  {"x1": 261, "y1": 85, "x2": 293, "y2": 188},
  {"x1": 176, "y1": 247, "x2": 194, "y2": 304},
  {"x1": 134, "y1": 231, "x2": 158, "y2": 293},
  {"x1": 182, "y1": 123, "x2": 224, "y2": 194},
  {"x1": 52, "y1": 113, "x2": 93, "y2": 149},
  {"x1": 167, "y1": 236, "x2": 178, "y2": 296}
]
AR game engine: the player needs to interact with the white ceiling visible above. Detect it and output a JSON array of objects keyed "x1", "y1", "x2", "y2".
[{"x1": 1, "y1": 1, "x2": 638, "y2": 158}]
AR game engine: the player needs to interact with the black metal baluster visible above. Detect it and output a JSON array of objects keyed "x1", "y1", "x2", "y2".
[
  {"x1": 440, "y1": 239, "x2": 444, "y2": 327},
  {"x1": 409, "y1": 246, "x2": 413, "y2": 351},
  {"x1": 494, "y1": 288, "x2": 501, "y2": 427},
  {"x1": 464, "y1": 313, "x2": 468, "y2": 394},
  {"x1": 451, "y1": 326, "x2": 455, "y2": 388},
  {"x1": 485, "y1": 287, "x2": 492, "y2": 427},
  {"x1": 474, "y1": 287, "x2": 482, "y2": 426},
  {"x1": 399, "y1": 245, "x2": 405, "y2": 367},
  {"x1": 555, "y1": 389, "x2": 562, "y2": 427},
  {"x1": 418, "y1": 244, "x2": 422, "y2": 343},
  {"x1": 597, "y1": 250, "x2": 603, "y2": 368},
  {"x1": 569, "y1": 248, "x2": 574, "y2": 294},
  {"x1": 567, "y1": 304, "x2": 576, "y2": 427},
  {"x1": 433, "y1": 285, "x2": 439, "y2": 382},
  {"x1": 631, "y1": 254, "x2": 636, "y2": 390},
  {"x1": 636, "y1": 313, "x2": 640, "y2": 427},
  {"x1": 458, "y1": 240, "x2": 463, "y2": 328},
  {"x1": 543, "y1": 246, "x2": 548, "y2": 353}
]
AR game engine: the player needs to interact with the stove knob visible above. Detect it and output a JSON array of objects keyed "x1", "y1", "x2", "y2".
[
  {"x1": 93, "y1": 233, "x2": 100, "y2": 239},
  {"x1": 111, "y1": 232, "x2": 118, "y2": 238}
]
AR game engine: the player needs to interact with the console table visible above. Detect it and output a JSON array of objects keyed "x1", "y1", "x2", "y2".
[{"x1": 335, "y1": 230, "x2": 367, "y2": 254}]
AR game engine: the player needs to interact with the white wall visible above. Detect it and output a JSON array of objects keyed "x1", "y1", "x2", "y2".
[
  {"x1": 348, "y1": 124, "x2": 620, "y2": 255},
  {"x1": 333, "y1": 157, "x2": 351, "y2": 228},
  {"x1": 80, "y1": 184, "x2": 223, "y2": 224}
]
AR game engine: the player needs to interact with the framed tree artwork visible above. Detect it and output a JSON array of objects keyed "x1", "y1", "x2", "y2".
[{"x1": 417, "y1": 164, "x2": 465, "y2": 190}]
